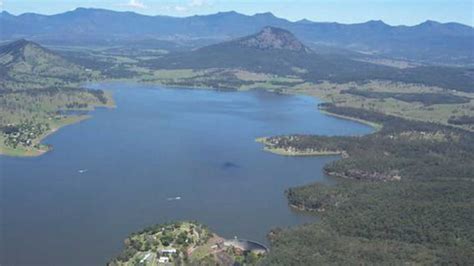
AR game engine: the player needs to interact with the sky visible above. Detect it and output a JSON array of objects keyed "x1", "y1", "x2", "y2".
[{"x1": 1, "y1": 0, "x2": 473, "y2": 26}]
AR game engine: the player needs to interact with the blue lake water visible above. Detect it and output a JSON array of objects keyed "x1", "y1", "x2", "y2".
[{"x1": 0, "y1": 83, "x2": 372, "y2": 265}]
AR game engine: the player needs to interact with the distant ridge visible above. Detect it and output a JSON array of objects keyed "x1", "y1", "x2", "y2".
[
  {"x1": 144, "y1": 27, "x2": 474, "y2": 93},
  {"x1": 1, "y1": 8, "x2": 472, "y2": 65}
]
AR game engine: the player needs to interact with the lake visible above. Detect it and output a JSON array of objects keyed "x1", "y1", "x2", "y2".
[{"x1": 0, "y1": 83, "x2": 372, "y2": 265}]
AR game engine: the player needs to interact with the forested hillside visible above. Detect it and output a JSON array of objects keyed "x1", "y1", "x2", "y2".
[
  {"x1": 0, "y1": 40, "x2": 112, "y2": 156},
  {"x1": 259, "y1": 106, "x2": 474, "y2": 265}
]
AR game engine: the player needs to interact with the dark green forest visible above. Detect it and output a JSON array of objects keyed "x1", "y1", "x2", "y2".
[
  {"x1": 448, "y1": 115, "x2": 474, "y2": 125},
  {"x1": 263, "y1": 180, "x2": 474, "y2": 265},
  {"x1": 259, "y1": 106, "x2": 474, "y2": 265},
  {"x1": 262, "y1": 104, "x2": 474, "y2": 181}
]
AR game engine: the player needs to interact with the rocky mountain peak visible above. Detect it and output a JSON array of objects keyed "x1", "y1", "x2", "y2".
[{"x1": 238, "y1": 26, "x2": 311, "y2": 53}]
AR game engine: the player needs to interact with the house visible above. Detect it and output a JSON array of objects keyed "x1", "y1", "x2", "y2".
[
  {"x1": 158, "y1": 257, "x2": 170, "y2": 263},
  {"x1": 160, "y1": 248, "x2": 177, "y2": 255}
]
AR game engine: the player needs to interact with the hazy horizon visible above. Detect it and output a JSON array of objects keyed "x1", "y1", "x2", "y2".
[{"x1": 1, "y1": 0, "x2": 473, "y2": 27}]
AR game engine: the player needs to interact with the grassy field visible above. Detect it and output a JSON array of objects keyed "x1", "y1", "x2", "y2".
[{"x1": 287, "y1": 80, "x2": 474, "y2": 131}]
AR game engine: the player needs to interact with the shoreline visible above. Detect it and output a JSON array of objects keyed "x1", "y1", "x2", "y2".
[
  {"x1": 318, "y1": 109, "x2": 382, "y2": 131},
  {"x1": 99, "y1": 79, "x2": 381, "y2": 134},
  {"x1": 0, "y1": 115, "x2": 91, "y2": 157},
  {"x1": 98, "y1": 77, "x2": 246, "y2": 92},
  {"x1": 127, "y1": 79, "x2": 384, "y2": 134},
  {"x1": 2, "y1": 80, "x2": 377, "y2": 158},
  {"x1": 0, "y1": 92, "x2": 115, "y2": 157},
  {"x1": 110, "y1": 221, "x2": 267, "y2": 265},
  {"x1": 255, "y1": 137, "x2": 344, "y2": 157},
  {"x1": 263, "y1": 146, "x2": 342, "y2": 157},
  {"x1": 116, "y1": 79, "x2": 383, "y2": 134}
]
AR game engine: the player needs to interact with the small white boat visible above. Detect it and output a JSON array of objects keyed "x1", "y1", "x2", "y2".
[
  {"x1": 167, "y1": 196, "x2": 181, "y2": 201},
  {"x1": 78, "y1": 169, "x2": 88, "y2": 174}
]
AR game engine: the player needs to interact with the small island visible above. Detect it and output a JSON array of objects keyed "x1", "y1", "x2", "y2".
[{"x1": 108, "y1": 221, "x2": 267, "y2": 266}]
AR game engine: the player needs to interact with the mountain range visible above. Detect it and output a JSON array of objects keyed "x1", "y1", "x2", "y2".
[
  {"x1": 1, "y1": 8, "x2": 473, "y2": 65},
  {"x1": 1, "y1": 26, "x2": 472, "y2": 93},
  {"x1": 144, "y1": 26, "x2": 474, "y2": 92}
]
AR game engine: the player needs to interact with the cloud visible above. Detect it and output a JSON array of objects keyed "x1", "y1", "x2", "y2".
[
  {"x1": 122, "y1": 0, "x2": 146, "y2": 9},
  {"x1": 169, "y1": 0, "x2": 211, "y2": 13},
  {"x1": 189, "y1": 0, "x2": 208, "y2": 7},
  {"x1": 174, "y1": 5, "x2": 187, "y2": 12}
]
